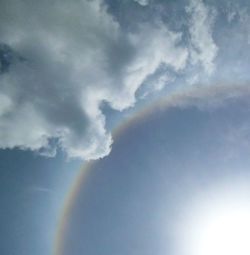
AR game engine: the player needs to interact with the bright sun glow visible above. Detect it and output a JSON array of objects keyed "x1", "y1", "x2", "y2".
[
  {"x1": 180, "y1": 182, "x2": 250, "y2": 255},
  {"x1": 193, "y1": 207, "x2": 250, "y2": 255}
]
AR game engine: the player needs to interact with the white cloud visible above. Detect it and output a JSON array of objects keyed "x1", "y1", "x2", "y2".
[
  {"x1": 0, "y1": 0, "x2": 188, "y2": 160},
  {"x1": 134, "y1": 0, "x2": 149, "y2": 6},
  {"x1": 186, "y1": 0, "x2": 218, "y2": 74}
]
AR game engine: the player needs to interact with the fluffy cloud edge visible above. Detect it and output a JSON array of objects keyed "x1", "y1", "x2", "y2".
[{"x1": 0, "y1": 0, "x2": 222, "y2": 160}]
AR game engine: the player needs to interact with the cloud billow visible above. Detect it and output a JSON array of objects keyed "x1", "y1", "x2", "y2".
[{"x1": 0, "y1": 0, "x2": 217, "y2": 160}]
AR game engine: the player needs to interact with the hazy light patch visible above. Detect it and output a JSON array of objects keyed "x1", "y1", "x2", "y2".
[{"x1": 179, "y1": 179, "x2": 250, "y2": 255}]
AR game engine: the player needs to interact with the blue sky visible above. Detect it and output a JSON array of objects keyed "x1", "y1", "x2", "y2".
[
  {"x1": 1, "y1": 0, "x2": 250, "y2": 255},
  {"x1": 0, "y1": 149, "x2": 81, "y2": 255},
  {"x1": 61, "y1": 96, "x2": 250, "y2": 255}
]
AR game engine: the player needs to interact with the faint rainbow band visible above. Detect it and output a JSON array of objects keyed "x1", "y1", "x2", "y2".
[{"x1": 53, "y1": 82, "x2": 250, "y2": 255}]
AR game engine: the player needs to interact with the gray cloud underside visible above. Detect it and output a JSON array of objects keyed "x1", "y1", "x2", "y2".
[{"x1": 0, "y1": 0, "x2": 221, "y2": 160}]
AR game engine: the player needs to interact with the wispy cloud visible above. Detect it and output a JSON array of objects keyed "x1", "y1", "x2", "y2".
[
  {"x1": 134, "y1": 0, "x2": 149, "y2": 6},
  {"x1": 186, "y1": 0, "x2": 218, "y2": 74},
  {"x1": 28, "y1": 186, "x2": 53, "y2": 194}
]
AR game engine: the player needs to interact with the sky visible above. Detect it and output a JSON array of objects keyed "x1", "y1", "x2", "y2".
[{"x1": 1, "y1": 0, "x2": 250, "y2": 255}]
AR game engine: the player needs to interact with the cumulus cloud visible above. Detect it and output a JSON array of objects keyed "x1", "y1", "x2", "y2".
[
  {"x1": 0, "y1": 0, "x2": 189, "y2": 160},
  {"x1": 186, "y1": 0, "x2": 218, "y2": 74}
]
